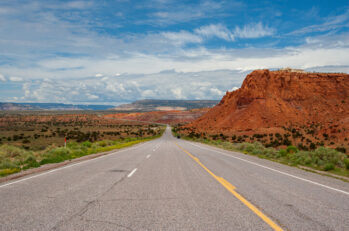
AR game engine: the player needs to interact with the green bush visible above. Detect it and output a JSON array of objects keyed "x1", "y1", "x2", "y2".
[
  {"x1": 312, "y1": 147, "x2": 346, "y2": 168},
  {"x1": 23, "y1": 155, "x2": 40, "y2": 169},
  {"x1": 0, "y1": 159, "x2": 17, "y2": 169},
  {"x1": 40, "y1": 147, "x2": 72, "y2": 164},
  {"x1": 286, "y1": 145, "x2": 298, "y2": 154},
  {"x1": 344, "y1": 158, "x2": 349, "y2": 170},
  {"x1": 82, "y1": 141, "x2": 92, "y2": 148},
  {"x1": 0, "y1": 144, "x2": 28, "y2": 158},
  {"x1": 98, "y1": 140, "x2": 107, "y2": 147},
  {"x1": 278, "y1": 149, "x2": 287, "y2": 157},
  {"x1": 0, "y1": 168, "x2": 20, "y2": 177},
  {"x1": 323, "y1": 163, "x2": 335, "y2": 171}
]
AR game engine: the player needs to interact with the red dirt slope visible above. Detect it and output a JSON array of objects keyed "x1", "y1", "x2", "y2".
[
  {"x1": 186, "y1": 69, "x2": 349, "y2": 145},
  {"x1": 104, "y1": 109, "x2": 209, "y2": 125}
]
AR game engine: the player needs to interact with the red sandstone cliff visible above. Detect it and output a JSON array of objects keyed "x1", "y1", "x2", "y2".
[{"x1": 187, "y1": 69, "x2": 349, "y2": 141}]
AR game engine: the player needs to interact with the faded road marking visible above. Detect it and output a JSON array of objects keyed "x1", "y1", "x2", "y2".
[{"x1": 128, "y1": 168, "x2": 137, "y2": 178}]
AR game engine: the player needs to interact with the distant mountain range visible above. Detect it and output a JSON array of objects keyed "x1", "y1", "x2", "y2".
[
  {"x1": 0, "y1": 100, "x2": 220, "y2": 111},
  {"x1": 113, "y1": 99, "x2": 220, "y2": 111},
  {"x1": 0, "y1": 102, "x2": 115, "y2": 111}
]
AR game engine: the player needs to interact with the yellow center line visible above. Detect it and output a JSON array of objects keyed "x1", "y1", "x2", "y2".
[{"x1": 176, "y1": 143, "x2": 284, "y2": 231}]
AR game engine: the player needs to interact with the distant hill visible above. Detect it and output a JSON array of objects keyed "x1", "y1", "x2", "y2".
[
  {"x1": 184, "y1": 69, "x2": 349, "y2": 150},
  {"x1": 0, "y1": 102, "x2": 115, "y2": 111},
  {"x1": 113, "y1": 99, "x2": 220, "y2": 111}
]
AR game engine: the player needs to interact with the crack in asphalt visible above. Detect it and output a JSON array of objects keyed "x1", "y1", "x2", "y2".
[
  {"x1": 283, "y1": 203, "x2": 335, "y2": 231},
  {"x1": 81, "y1": 218, "x2": 134, "y2": 231},
  {"x1": 51, "y1": 171, "x2": 131, "y2": 231}
]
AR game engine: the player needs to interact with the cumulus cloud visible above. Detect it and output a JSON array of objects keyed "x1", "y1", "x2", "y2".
[
  {"x1": 234, "y1": 22, "x2": 275, "y2": 38},
  {"x1": 209, "y1": 88, "x2": 224, "y2": 96},
  {"x1": 86, "y1": 93, "x2": 99, "y2": 99},
  {"x1": 9, "y1": 76, "x2": 23, "y2": 82},
  {"x1": 0, "y1": 1, "x2": 348, "y2": 104},
  {"x1": 171, "y1": 88, "x2": 184, "y2": 99},
  {"x1": 6, "y1": 70, "x2": 244, "y2": 103},
  {"x1": 0, "y1": 74, "x2": 6, "y2": 81}
]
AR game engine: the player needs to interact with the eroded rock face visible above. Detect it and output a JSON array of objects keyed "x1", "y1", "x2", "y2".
[{"x1": 187, "y1": 69, "x2": 349, "y2": 138}]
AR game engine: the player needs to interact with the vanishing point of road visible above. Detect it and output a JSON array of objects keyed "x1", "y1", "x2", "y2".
[{"x1": 1, "y1": 127, "x2": 348, "y2": 230}]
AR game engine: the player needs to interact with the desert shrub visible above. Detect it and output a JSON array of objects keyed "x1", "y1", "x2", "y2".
[
  {"x1": 236, "y1": 142, "x2": 264, "y2": 155},
  {"x1": 0, "y1": 144, "x2": 28, "y2": 158},
  {"x1": 0, "y1": 159, "x2": 17, "y2": 169},
  {"x1": 82, "y1": 141, "x2": 92, "y2": 148},
  {"x1": 312, "y1": 147, "x2": 346, "y2": 168},
  {"x1": 343, "y1": 158, "x2": 349, "y2": 170},
  {"x1": 0, "y1": 168, "x2": 20, "y2": 177},
  {"x1": 40, "y1": 147, "x2": 72, "y2": 164},
  {"x1": 71, "y1": 149, "x2": 86, "y2": 158},
  {"x1": 67, "y1": 141, "x2": 79, "y2": 149},
  {"x1": 283, "y1": 139, "x2": 292, "y2": 146},
  {"x1": 263, "y1": 148, "x2": 277, "y2": 158},
  {"x1": 98, "y1": 140, "x2": 107, "y2": 147},
  {"x1": 335, "y1": 146, "x2": 346, "y2": 153},
  {"x1": 323, "y1": 163, "x2": 335, "y2": 171},
  {"x1": 286, "y1": 146, "x2": 298, "y2": 154},
  {"x1": 278, "y1": 149, "x2": 287, "y2": 157},
  {"x1": 22, "y1": 139, "x2": 30, "y2": 144},
  {"x1": 309, "y1": 143, "x2": 316, "y2": 150},
  {"x1": 22, "y1": 155, "x2": 40, "y2": 169}
]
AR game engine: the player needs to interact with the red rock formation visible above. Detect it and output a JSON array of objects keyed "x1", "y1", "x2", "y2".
[{"x1": 187, "y1": 69, "x2": 349, "y2": 142}]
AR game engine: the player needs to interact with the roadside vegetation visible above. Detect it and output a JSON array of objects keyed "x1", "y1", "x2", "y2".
[
  {"x1": 0, "y1": 132, "x2": 164, "y2": 177},
  {"x1": 173, "y1": 129, "x2": 349, "y2": 178},
  {"x1": 0, "y1": 113, "x2": 166, "y2": 178}
]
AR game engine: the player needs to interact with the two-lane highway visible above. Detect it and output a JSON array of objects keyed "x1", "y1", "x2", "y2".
[{"x1": 1, "y1": 127, "x2": 348, "y2": 230}]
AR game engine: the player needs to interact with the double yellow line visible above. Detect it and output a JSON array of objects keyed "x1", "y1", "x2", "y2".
[{"x1": 176, "y1": 143, "x2": 284, "y2": 231}]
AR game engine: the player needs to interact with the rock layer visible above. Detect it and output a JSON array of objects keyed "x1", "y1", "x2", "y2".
[{"x1": 187, "y1": 69, "x2": 349, "y2": 139}]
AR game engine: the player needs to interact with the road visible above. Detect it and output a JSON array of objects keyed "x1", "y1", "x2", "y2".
[{"x1": 0, "y1": 127, "x2": 348, "y2": 230}]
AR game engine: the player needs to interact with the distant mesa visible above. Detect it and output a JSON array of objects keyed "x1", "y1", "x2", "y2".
[{"x1": 112, "y1": 99, "x2": 220, "y2": 112}]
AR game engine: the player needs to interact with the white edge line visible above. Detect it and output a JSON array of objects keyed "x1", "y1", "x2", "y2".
[
  {"x1": 128, "y1": 168, "x2": 137, "y2": 178},
  {"x1": 0, "y1": 141, "x2": 151, "y2": 189},
  {"x1": 187, "y1": 141, "x2": 349, "y2": 196}
]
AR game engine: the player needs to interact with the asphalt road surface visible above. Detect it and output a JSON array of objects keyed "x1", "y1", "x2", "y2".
[{"x1": 1, "y1": 127, "x2": 348, "y2": 230}]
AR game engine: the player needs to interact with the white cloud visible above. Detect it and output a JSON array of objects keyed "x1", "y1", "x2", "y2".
[
  {"x1": 141, "y1": 89, "x2": 156, "y2": 98},
  {"x1": 171, "y1": 88, "x2": 184, "y2": 99},
  {"x1": 0, "y1": 1, "x2": 348, "y2": 104},
  {"x1": 195, "y1": 24, "x2": 234, "y2": 41},
  {"x1": 231, "y1": 87, "x2": 239, "y2": 91},
  {"x1": 161, "y1": 31, "x2": 202, "y2": 46},
  {"x1": 234, "y1": 22, "x2": 275, "y2": 38},
  {"x1": 9, "y1": 76, "x2": 23, "y2": 82},
  {"x1": 290, "y1": 9, "x2": 349, "y2": 35},
  {"x1": 86, "y1": 93, "x2": 99, "y2": 99},
  {"x1": 0, "y1": 74, "x2": 6, "y2": 81},
  {"x1": 210, "y1": 88, "x2": 224, "y2": 96}
]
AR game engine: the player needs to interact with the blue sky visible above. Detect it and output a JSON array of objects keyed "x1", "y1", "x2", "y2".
[{"x1": 0, "y1": 0, "x2": 348, "y2": 104}]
